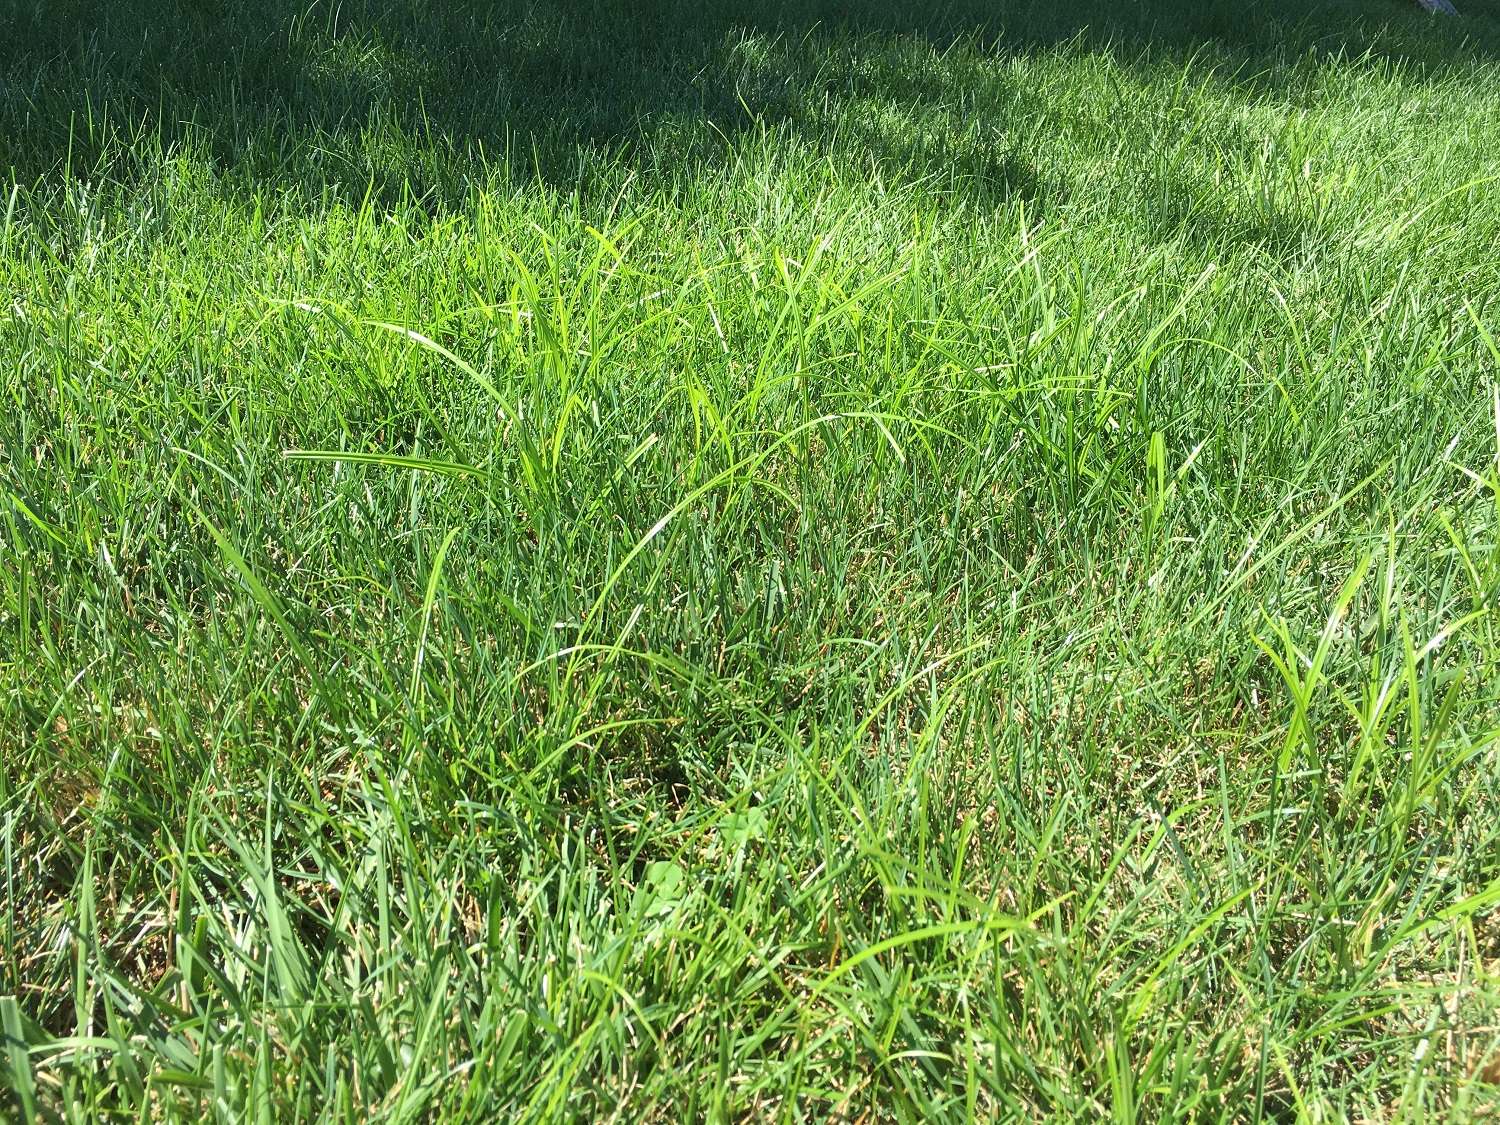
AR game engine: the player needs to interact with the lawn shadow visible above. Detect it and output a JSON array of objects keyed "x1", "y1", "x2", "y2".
[{"x1": 0, "y1": 0, "x2": 1496, "y2": 217}]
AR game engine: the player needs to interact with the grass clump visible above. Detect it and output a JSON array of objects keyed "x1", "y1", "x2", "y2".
[{"x1": 3, "y1": 0, "x2": 1500, "y2": 1119}]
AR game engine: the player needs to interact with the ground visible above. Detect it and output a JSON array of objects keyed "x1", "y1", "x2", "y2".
[{"x1": 2, "y1": 0, "x2": 1500, "y2": 1119}]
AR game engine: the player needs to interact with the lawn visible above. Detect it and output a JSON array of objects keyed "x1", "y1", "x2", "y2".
[{"x1": 3, "y1": 0, "x2": 1500, "y2": 1118}]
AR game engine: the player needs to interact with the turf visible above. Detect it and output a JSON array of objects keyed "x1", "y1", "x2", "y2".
[{"x1": 3, "y1": 0, "x2": 1500, "y2": 1119}]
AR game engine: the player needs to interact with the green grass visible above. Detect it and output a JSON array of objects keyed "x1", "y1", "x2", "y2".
[{"x1": 3, "y1": 0, "x2": 1500, "y2": 1118}]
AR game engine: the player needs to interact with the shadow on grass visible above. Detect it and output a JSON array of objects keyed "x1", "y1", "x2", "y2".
[{"x1": 0, "y1": 0, "x2": 1496, "y2": 215}]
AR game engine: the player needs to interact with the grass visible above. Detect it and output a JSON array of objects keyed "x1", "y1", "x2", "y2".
[{"x1": 2, "y1": 0, "x2": 1500, "y2": 1118}]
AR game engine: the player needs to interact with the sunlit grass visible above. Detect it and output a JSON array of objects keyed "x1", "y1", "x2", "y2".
[{"x1": 3, "y1": 0, "x2": 1500, "y2": 1119}]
